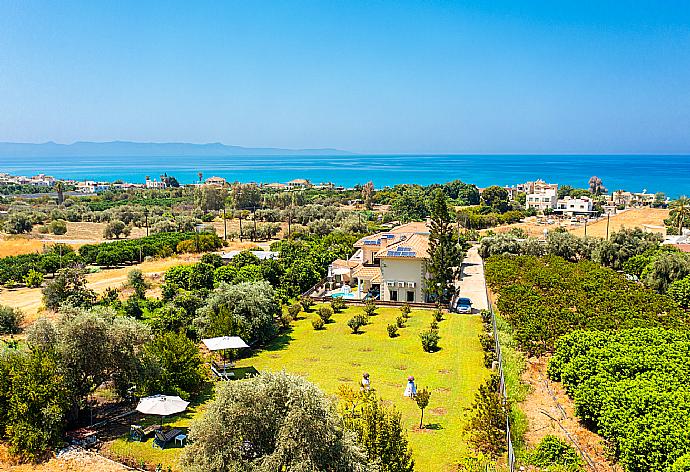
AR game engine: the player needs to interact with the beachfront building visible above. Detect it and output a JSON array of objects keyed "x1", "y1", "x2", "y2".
[
  {"x1": 205, "y1": 176, "x2": 227, "y2": 187},
  {"x1": 76, "y1": 181, "x2": 111, "y2": 193},
  {"x1": 286, "y1": 178, "x2": 311, "y2": 190},
  {"x1": 554, "y1": 196, "x2": 595, "y2": 216},
  {"x1": 519, "y1": 179, "x2": 559, "y2": 212},
  {"x1": 145, "y1": 176, "x2": 166, "y2": 189},
  {"x1": 325, "y1": 222, "x2": 430, "y2": 303},
  {"x1": 517, "y1": 179, "x2": 558, "y2": 195},
  {"x1": 526, "y1": 188, "x2": 558, "y2": 212}
]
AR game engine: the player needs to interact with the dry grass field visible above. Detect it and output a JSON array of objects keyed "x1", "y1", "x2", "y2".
[
  {"x1": 486, "y1": 206, "x2": 669, "y2": 239},
  {"x1": 0, "y1": 237, "x2": 47, "y2": 257},
  {"x1": 0, "y1": 238, "x2": 259, "y2": 325}
]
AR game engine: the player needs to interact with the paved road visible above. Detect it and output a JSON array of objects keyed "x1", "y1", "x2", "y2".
[{"x1": 456, "y1": 245, "x2": 488, "y2": 311}]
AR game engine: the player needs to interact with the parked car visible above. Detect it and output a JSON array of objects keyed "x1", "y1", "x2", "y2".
[{"x1": 453, "y1": 297, "x2": 473, "y2": 314}]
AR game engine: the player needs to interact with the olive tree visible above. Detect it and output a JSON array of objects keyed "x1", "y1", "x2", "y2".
[
  {"x1": 180, "y1": 371, "x2": 368, "y2": 472},
  {"x1": 194, "y1": 281, "x2": 279, "y2": 344}
]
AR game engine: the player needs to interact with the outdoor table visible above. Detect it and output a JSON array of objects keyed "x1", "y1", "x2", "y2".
[{"x1": 175, "y1": 433, "x2": 187, "y2": 447}]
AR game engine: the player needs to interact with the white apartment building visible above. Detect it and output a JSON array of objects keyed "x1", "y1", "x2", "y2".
[
  {"x1": 526, "y1": 188, "x2": 558, "y2": 211},
  {"x1": 555, "y1": 196, "x2": 595, "y2": 216}
]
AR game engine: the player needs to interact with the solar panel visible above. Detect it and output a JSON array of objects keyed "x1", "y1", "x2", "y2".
[
  {"x1": 397, "y1": 246, "x2": 412, "y2": 251},
  {"x1": 387, "y1": 249, "x2": 417, "y2": 257}
]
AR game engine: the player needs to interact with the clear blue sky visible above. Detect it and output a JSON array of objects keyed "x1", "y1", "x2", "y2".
[{"x1": 1, "y1": 1, "x2": 689, "y2": 154}]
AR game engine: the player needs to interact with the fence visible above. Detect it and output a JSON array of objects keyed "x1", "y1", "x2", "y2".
[{"x1": 482, "y1": 259, "x2": 516, "y2": 472}]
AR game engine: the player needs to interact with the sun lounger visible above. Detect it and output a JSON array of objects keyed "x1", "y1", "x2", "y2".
[
  {"x1": 153, "y1": 428, "x2": 182, "y2": 449},
  {"x1": 130, "y1": 424, "x2": 160, "y2": 441}
]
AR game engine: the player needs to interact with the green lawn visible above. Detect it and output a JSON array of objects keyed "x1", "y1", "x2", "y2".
[{"x1": 106, "y1": 305, "x2": 487, "y2": 471}]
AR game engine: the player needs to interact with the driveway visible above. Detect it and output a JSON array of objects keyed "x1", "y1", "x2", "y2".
[{"x1": 456, "y1": 245, "x2": 488, "y2": 311}]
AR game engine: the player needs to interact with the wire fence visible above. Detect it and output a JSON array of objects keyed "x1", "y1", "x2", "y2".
[{"x1": 482, "y1": 260, "x2": 515, "y2": 472}]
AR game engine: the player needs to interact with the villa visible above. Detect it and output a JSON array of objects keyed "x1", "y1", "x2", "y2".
[
  {"x1": 522, "y1": 179, "x2": 559, "y2": 212},
  {"x1": 325, "y1": 222, "x2": 430, "y2": 303},
  {"x1": 286, "y1": 178, "x2": 311, "y2": 189},
  {"x1": 554, "y1": 196, "x2": 595, "y2": 216},
  {"x1": 205, "y1": 176, "x2": 227, "y2": 187}
]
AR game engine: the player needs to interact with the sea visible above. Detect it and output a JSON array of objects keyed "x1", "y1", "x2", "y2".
[{"x1": 2, "y1": 154, "x2": 689, "y2": 197}]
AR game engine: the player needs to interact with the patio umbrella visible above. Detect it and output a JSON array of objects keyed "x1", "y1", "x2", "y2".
[
  {"x1": 202, "y1": 336, "x2": 250, "y2": 370},
  {"x1": 202, "y1": 336, "x2": 249, "y2": 351},
  {"x1": 136, "y1": 394, "x2": 189, "y2": 428}
]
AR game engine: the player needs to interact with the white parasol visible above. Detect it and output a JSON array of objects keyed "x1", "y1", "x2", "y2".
[
  {"x1": 202, "y1": 336, "x2": 249, "y2": 351},
  {"x1": 136, "y1": 394, "x2": 189, "y2": 428}
]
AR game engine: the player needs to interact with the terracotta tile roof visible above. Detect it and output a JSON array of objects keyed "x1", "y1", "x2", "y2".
[
  {"x1": 376, "y1": 233, "x2": 429, "y2": 259},
  {"x1": 352, "y1": 266, "x2": 383, "y2": 283},
  {"x1": 674, "y1": 244, "x2": 690, "y2": 253},
  {"x1": 331, "y1": 258, "x2": 360, "y2": 269},
  {"x1": 354, "y1": 222, "x2": 429, "y2": 248}
]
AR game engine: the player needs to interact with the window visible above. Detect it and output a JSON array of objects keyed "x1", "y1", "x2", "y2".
[
  {"x1": 389, "y1": 290, "x2": 398, "y2": 301},
  {"x1": 407, "y1": 291, "x2": 415, "y2": 302}
]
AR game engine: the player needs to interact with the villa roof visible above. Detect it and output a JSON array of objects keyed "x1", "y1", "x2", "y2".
[
  {"x1": 354, "y1": 222, "x2": 430, "y2": 248},
  {"x1": 352, "y1": 266, "x2": 383, "y2": 283},
  {"x1": 331, "y1": 258, "x2": 360, "y2": 269},
  {"x1": 375, "y1": 233, "x2": 429, "y2": 260}
]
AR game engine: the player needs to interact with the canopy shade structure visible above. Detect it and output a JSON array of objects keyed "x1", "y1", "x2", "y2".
[
  {"x1": 136, "y1": 395, "x2": 189, "y2": 417},
  {"x1": 202, "y1": 336, "x2": 250, "y2": 351}
]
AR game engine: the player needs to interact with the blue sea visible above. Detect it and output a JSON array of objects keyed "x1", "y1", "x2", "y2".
[{"x1": 1, "y1": 154, "x2": 689, "y2": 197}]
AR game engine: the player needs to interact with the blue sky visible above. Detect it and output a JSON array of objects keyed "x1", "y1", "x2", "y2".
[{"x1": 1, "y1": 1, "x2": 689, "y2": 153}]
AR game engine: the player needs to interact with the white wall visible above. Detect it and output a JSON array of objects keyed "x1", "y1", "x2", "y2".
[{"x1": 380, "y1": 259, "x2": 425, "y2": 302}]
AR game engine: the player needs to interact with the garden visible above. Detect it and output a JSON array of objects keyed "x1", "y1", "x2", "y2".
[{"x1": 104, "y1": 304, "x2": 487, "y2": 471}]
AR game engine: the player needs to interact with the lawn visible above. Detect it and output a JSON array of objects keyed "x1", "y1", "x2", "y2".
[{"x1": 105, "y1": 305, "x2": 487, "y2": 471}]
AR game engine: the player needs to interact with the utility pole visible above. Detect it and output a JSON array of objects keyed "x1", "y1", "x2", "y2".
[
  {"x1": 606, "y1": 213, "x2": 611, "y2": 240},
  {"x1": 144, "y1": 209, "x2": 149, "y2": 237},
  {"x1": 223, "y1": 204, "x2": 227, "y2": 241},
  {"x1": 253, "y1": 205, "x2": 257, "y2": 242},
  {"x1": 584, "y1": 219, "x2": 588, "y2": 238}
]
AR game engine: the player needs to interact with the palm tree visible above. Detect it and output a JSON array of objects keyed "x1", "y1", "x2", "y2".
[
  {"x1": 670, "y1": 196, "x2": 690, "y2": 235},
  {"x1": 55, "y1": 181, "x2": 65, "y2": 205},
  {"x1": 198, "y1": 171, "x2": 203, "y2": 184}
]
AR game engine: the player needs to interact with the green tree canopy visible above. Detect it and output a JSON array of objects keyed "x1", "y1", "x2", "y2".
[{"x1": 180, "y1": 371, "x2": 367, "y2": 472}]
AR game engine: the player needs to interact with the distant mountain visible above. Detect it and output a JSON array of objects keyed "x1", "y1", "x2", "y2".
[{"x1": 0, "y1": 141, "x2": 353, "y2": 157}]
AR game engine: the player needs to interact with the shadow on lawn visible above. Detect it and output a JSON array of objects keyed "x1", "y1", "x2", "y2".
[{"x1": 251, "y1": 326, "x2": 296, "y2": 354}]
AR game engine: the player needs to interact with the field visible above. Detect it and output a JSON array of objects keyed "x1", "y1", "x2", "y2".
[
  {"x1": 104, "y1": 305, "x2": 487, "y2": 472},
  {"x1": 567, "y1": 207, "x2": 668, "y2": 238},
  {"x1": 487, "y1": 206, "x2": 668, "y2": 239}
]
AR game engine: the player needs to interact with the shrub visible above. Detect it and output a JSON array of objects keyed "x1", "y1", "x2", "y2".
[
  {"x1": 318, "y1": 305, "x2": 334, "y2": 323},
  {"x1": 279, "y1": 313, "x2": 292, "y2": 329},
  {"x1": 300, "y1": 295, "x2": 314, "y2": 312},
  {"x1": 49, "y1": 219, "x2": 67, "y2": 235},
  {"x1": 387, "y1": 324, "x2": 398, "y2": 338},
  {"x1": 330, "y1": 297, "x2": 346, "y2": 313},
  {"x1": 433, "y1": 309, "x2": 443, "y2": 322},
  {"x1": 0, "y1": 305, "x2": 24, "y2": 334},
  {"x1": 429, "y1": 320, "x2": 439, "y2": 330},
  {"x1": 548, "y1": 328, "x2": 690, "y2": 471},
  {"x1": 347, "y1": 315, "x2": 366, "y2": 334},
  {"x1": 400, "y1": 303, "x2": 411, "y2": 318},
  {"x1": 485, "y1": 255, "x2": 684, "y2": 355},
  {"x1": 200, "y1": 252, "x2": 224, "y2": 268},
  {"x1": 312, "y1": 317, "x2": 325, "y2": 330},
  {"x1": 287, "y1": 302, "x2": 302, "y2": 319},
  {"x1": 363, "y1": 299, "x2": 377, "y2": 316},
  {"x1": 524, "y1": 435, "x2": 583, "y2": 470},
  {"x1": 24, "y1": 269, "x2": 44, "y2": 288},
  {"x1": 668, "y1": 275, "x2": 690, "y2": 309},
  {"x1": 420, "y1": 329, "x2": 440, "y2": 352},
  {"x1": 396, "y1": 316, "x2": 406, "y2": 328}
]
